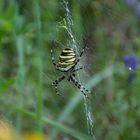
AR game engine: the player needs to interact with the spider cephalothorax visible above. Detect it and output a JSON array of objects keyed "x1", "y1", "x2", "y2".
[{"x1": 51, "y1": 44, "x2": 90, "y2": 96}]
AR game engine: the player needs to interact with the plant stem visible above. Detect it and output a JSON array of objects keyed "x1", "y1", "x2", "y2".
[
  {"x1": 12, "y1": 1, "x2": 25, "y2": 132},
  {"x1": 33, "y1": 0, "x2": 44, "y2": 133}
]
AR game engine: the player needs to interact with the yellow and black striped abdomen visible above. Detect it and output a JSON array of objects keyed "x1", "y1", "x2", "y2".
[{"x1": 58, "y1": 48, "x2": 76, "y2": 71}]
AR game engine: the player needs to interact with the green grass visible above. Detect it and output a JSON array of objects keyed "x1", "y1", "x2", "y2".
[
  {"x1": 0, "y1": 0, "x2": 140, "y2": 140},
  {"x1": 13, "y1": 2, "x2": 25, "y2": 132},
  {"x1": 17, "y1": 108, "x2": 94, "y2": 140},
  {"x1": 33, "y1": 0, "x2": 44, "y2": 133}
]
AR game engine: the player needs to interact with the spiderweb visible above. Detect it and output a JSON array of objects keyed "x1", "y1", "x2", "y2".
[
  {"x1": 59, "y1": 0, "x2": 95, "y2": 139},
  {"x1": 59, "y1": 0, "x2": 78, "y2": 52}
]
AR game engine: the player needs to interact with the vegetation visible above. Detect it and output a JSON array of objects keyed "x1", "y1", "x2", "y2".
[{"x1": 0, "y1": 0, "x2": 140, "y2": 140}]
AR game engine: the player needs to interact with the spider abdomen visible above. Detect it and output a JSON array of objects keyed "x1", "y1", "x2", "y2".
[{"x1": 58, "y1": 48, "x2": 76, "y2": 71}]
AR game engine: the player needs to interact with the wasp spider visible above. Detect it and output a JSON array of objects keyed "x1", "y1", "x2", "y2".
[{"x1": 51, "y1": 42, "x2": 90, "y2": 96}]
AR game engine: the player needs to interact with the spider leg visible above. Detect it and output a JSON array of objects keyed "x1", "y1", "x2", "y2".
[
  {"x1": 51, "y1": 41, "x2": 66, "y2": 71},
  {"x1": 51, "y1": 47, "x2": 60, "y2": 71},
  {"x1": 74, "y1": 47, "x2": 85, "y2": 67},
  {"x1": 70, "y1": 74, "x2": 90, "y2": 97},
  {"x1": 73, "y1": 67, "x2": 83, "y2": 72},
  {"x1": 52, "y1": 40, "x2": 65, "y2": 48},
  {"x1": 52, "y1": 75, "x2": 65, "y2": 95}
]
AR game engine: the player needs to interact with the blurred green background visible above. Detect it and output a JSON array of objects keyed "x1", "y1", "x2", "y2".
[{"x1": 0, "y1": 0, "x2": 140, "y2": 140}]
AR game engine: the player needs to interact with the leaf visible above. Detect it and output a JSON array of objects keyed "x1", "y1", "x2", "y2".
[{"x1": 0, "y1": 79, "x2": 14, "y2": 95}]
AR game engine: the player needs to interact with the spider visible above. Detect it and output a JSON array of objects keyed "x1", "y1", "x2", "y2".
[{"x1": 51, "y1": 42, "x2": 90, "y2": 96}]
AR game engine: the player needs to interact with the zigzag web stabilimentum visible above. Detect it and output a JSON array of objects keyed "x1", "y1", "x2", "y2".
[{"x1": 59, "y1": 0, "x2": 96, "y2": 139}]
